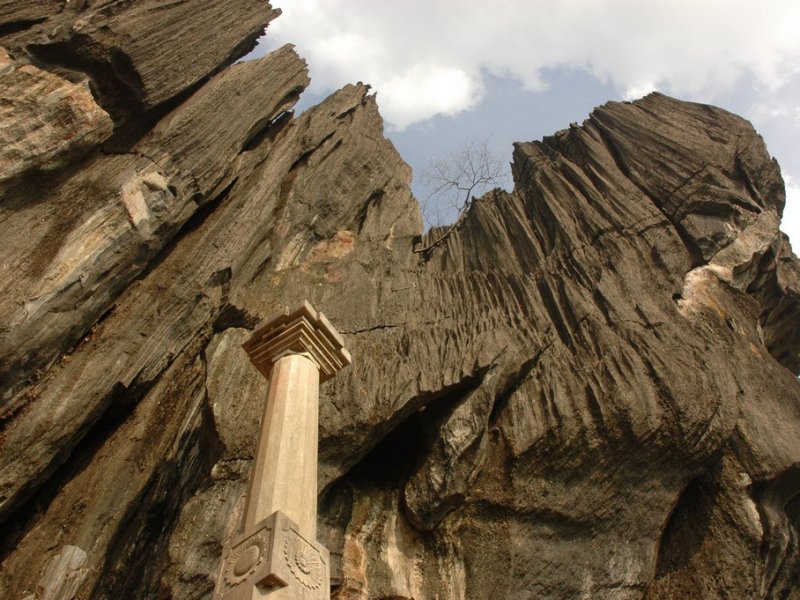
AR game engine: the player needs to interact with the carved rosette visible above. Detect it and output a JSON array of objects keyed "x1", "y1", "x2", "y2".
[
  {"x1": 284, "y1": 534, "x2": 324, "y2": 589},
  {"x1": 223, "y1": 534, "x2": 268, "y2": 587}
]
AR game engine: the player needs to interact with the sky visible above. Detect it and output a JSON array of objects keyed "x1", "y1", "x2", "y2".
[{"x1": 250, "y1": 0, "x2": 800, "y2": 247}]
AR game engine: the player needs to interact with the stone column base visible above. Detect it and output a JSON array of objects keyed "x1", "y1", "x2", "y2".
[{"x1": 214, "y1": 511, "x2": 330, "y2": 600}]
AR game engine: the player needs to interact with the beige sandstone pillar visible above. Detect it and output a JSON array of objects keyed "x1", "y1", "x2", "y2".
[{"x1": 214, "y1": 301, "x2": 350, "y2": 600}]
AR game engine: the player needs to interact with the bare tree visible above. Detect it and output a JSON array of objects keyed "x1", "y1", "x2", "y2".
[{"x1": 416, "y1": 138, "x2": 506, "y2": 253}]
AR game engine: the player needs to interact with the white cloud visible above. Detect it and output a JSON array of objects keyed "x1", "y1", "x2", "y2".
[
  {"x1": 263, "y1": 0, "x2": 800, "y2": 130},
  {"x1": 379, "y1": 64, "x2": 480, "y2": 130},
  {"x1": 623, "y1": 82, "x2": 657, "y2": 101},
  {"x1": 748, "y1": 75, "x2": 800, "y2": 125}
]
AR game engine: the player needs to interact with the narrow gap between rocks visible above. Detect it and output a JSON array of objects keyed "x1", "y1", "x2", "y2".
[
  {"x1": 344, "y1": 377, "x2": 487, "y2": 490},
  {"x1": 323, "y1": 375, "x2": 487, "y2": 498},
  {"x1": 27, "y1": 40, "x2": 144, "y2": 121},
  {"x1": 128, "y1": 176, "x2": 239, "y2": 291},
  {"x1": 347, "y1": 410, "x2": 427, "y2": 489},
  {"x1": 318, "y1": 379, "x2": 485, "y2": 586},
  {"x1": 0, "y1": 382, "x2": 137, "y2": 555},
  {"x1": 652, "y1": 463, "x2": 719, "y2": 578},
  {"x1": 91, "y1": 398, "x2": 221, "y2": 599},
  {"x1": 241, "y1": 101, "x2": 297, "y2": 153},
  {"x1": 101, "y1": 77, "x2": 209, "y2": 152},
  {"x1": 320, "y1": 376, "x2": 486, "y2": 539},
  {"x1": 0, "y1": 18, "x2": 46, "y2": 37}
]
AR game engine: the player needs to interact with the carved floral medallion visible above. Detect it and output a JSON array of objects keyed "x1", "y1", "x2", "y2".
[
  {"x1": 223, "y1": 535, "x2": 267, "y2": 586},
  {"x1": 284, "y1": 535, "x2": 323, "y2": 589}
]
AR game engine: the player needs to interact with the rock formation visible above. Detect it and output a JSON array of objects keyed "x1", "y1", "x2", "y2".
[{"x1": 0, "y1": 2, "x2": 798, "y2": 599}]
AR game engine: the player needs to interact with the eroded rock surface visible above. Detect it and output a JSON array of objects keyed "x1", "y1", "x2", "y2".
[
  {"x1": 0, "y1": 2, "x2": 798, "y2": 599},
  {"x1": 0, "y1": 46, "x2": 112, "y2": 185},
  {"x1": 0, "y1": 0, "x2": 278, "y2": 121}
]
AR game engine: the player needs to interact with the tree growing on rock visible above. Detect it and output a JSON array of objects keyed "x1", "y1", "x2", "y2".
[{"x1": 415, "y1": 138, "x2": 507, "y2": 254}]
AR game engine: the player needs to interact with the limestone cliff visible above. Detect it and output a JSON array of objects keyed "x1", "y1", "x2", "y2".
[{"x1": 0, "y1": 2, "x2": 798, "y2": 599}]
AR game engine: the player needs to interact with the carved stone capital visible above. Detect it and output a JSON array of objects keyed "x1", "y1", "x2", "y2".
[{"x1": 243, "y1": 301, "x2": 351, "y2": 382}]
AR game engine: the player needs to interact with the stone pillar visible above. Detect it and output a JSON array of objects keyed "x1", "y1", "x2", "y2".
[{"x1": 214, "y1": 301, "x2": 350, "y2": 600}]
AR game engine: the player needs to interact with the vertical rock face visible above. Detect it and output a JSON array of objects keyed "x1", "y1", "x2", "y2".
[{"x1": 0, "y1": 3, "x2": 798, "y2": 600}]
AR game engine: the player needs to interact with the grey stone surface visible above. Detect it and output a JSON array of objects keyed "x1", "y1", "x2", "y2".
[{"x1": 0, "y1": 2, "x2": 798, "y2": 599}]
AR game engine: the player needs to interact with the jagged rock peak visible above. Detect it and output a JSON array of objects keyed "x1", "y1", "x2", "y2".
[
  {"x1": 0, "y1": 3, "x2": 798, "y2": 600},
  {"x1": 0, "y1": 0, "x2": 280, "y2": 121}
]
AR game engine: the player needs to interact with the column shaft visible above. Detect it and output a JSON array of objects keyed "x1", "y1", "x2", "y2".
[{"x1": 243, "y1": 353, "x2": 320, "y2": 538}]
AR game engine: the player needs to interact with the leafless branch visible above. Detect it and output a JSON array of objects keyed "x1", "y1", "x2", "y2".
[{"x1": 416, "y1": 138, "x2": 506, "y2": 253}]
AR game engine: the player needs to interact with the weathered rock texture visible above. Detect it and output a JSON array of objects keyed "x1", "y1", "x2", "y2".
[
  {"x1": 1, "y1": 2, "x2": 799, "y2": 599},
  {"x1": 0, "y1": 46, "x2": 112, "y2": 184}
]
